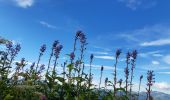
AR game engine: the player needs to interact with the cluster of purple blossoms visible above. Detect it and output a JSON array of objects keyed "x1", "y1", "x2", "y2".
[
  {"x1": 105, "y1": 77, "x2": 108, "y2": 84},
  {"x1": 116, "y1": 49, "x2": 121, "y2": 59},
  {"x1": 101, "y1": 66, "x2": 104, "y2": 71},
  {"x1": 140, "y1": 75, "x2": 143, "y2": 80},
  {"x1": 147, "y1": 70, "x2": 155, "y2": 86},
  {"x1": 38, "y1": 64, "x2": 45, "y2": 74},
  {"x1": 52, "y1": 40, "x2": 59, "y2": 49},
  {"x1": 69, "y1": 52, "x2": 75, "y2": 60},
  {"x1": 6, "y1": 41, "x2": 13, "y2": 49},
  {"x1": 20, "y1": 58, "x2": 25, "y2": 65},
  {"x1": 131, "y1": 50, "x2": 137, "y2": 60},
  {"x1": 40, "y1": 95, "x2": 46, "y2": 100},
  {"x1": 40, "y1": 44, "x2": 46, "y2": 53},
  {"x1": 90, "y1": 54, "x2": 94, "y2": 61},
  {"x1": 124, "y1": 67, "x2": 129, "y2": 77},
  {"x1": 6, "y1": 42, "x2": 21, "y2": 57},
  {"x1": 54, "y1": 44, "x2": 63, "y2": 58},
  {"x1": 30, "y1": 62, "x2": 35, "y2": 69},
  {"x1": 76, "y1": 30, "x2": 87, "y2": 44}
]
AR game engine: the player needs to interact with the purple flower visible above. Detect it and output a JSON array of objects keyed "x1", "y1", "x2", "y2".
[
  {"x1": 40, "y1": 44, "x2": 46, "y2": 53},
  {"x1": 21, "y1": 58, "x2": 25, "y2": 65},
  {"x1": 90, "y1": 54, "x2": 94, "y2": 61},
  {"x1": 76, "y1": 30, "x2": 82, "y2": 38},
  {"x1": 54, "y1": 44, "x2": 63, "y2": 58},
  {"x1": 140, "y1": 75, "x2": 143, "y2": 80},
  {"x1": 75, "y1": 60, "x2": 80, "y2": 68},
  {"x1": 132, "y1": 50, "x2": 137, "y2": 60},
  {"x1": 116, "y1": 49, "x2": 121, "y2": 58},
  {"x1": 79, "y1": 32, "x2": 86, "y2": 44},
  {"x1": 101, "y1": 66, "x2": 104, "y2": 71},
  {"x1": 105, "y1": 77, "x2": 108, "y2": 84},
  {"x1": 53, "y1": 40, "x2": 59, "y2": 48},
  {"x1": 40, "y1": 95, "x2": 46, "y2": 100},
  {"x1": 147, "y1": 70, "x2": 155, "y2": 86},
  {"x1": 40, "y1": 64, "x2": 45, "y2": 70},
  {"x1": 70, "y1": 52, "x2": 75, "y2": 60},
  {"x1": 124, "y1": 67, "x2": 129, "y2": 76},
  {"x1": 6, "y1": 42, "x2": 13, "y2": 49},
  {"x1": 15, "y1": 44, "x2": 21, "y2": 52},
  {"x1": 30, "y1": 62, "x2": 35, "y2": 69}
]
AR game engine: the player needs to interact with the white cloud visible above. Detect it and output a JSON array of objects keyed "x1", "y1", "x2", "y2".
[
  {"x1": 157, "y1": 72, "x2": 170, "y2": 75},
  {"x1": 152, "y1": 60, "x2": 160, "y2": 65},
  {"x1": 14, "y1": 0, "x2": 34, "y2": 8},
  {"x1": 163, "y1": 55, "x2": 170, "y2": 64},
  {"x1": 118, "y1": 0, "x2": 142, "y2": 10},
  {"x1": 140, "y1": 39, "x2": 170, "y2": 46},
  {"x1": 39, "y1": 21, "x2": 57, "y2": 29},
  {"x1": 154, "y1": 82, "x2": 170, "y2": 91},
  {"x1": 117, "y1": 0, "x2": 157, "y2": 10},
  {"x1": 139, "y1": 50, "x2": 163, "y2": 58},
  {"x1": 88, "y1": 51, "x2": 109, "y2": 55},
  {"x1": 94, "y1": 56, "x2": 115, "y2": 60},
  {"x1": 85, "y1": 64, "x2": 122, "y2": 71}
]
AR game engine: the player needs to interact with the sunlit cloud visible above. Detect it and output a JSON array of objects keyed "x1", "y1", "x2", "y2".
[
  {"x1": 39, "y1": 21, "x2": 57, "y2": 29},
  {"x1": 152, "y1": 60, "x2": 160, "y2": 65},
  {"x1": 14, "y1": 0, "x2": 34, "y2": 8},
  {"x1": 141, "y1": 39, "x2": 170, "y2": 46},
  {"x1": 163, "y1": 55, "x2": 170, "y2": 64},
  {"x1": 94, "y1": 56, "x2": 115, "y2": 60}
]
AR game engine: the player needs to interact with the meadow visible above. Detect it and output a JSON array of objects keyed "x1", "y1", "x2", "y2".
[{"x1": 0, "y1": 31, "x2": 155, "y2": 100}]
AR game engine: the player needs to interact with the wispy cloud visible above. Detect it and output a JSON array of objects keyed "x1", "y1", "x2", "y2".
[
  {"x1": 154, "y1": 82, "x2": 170, "y2": 91},
  {"x1": 14, "y1": 0, "x2": 34, "y2": 8},
  {"x1": 139, "y1": 50, "x2": 163, "y2": 58},
  {"x1": 157, "y1": 72, "x2": 170, "y2": 75},
  {"x1": 118, "y1": 0, "x2": 142, "y2": 10},
  {"x1": 88, "y1": 51, "x2": 109, "y2": 55},
  {"x1": 117, "y1": 0, "x2": 157, "y2": 10},
  {"x1": 140, "y1": 39, "x2": 170, "y2": 46},
  {"x1": 85, "y1": 64, "x2": 122, "y2": 71},
  {"x1": 163, "y1": 55, "x2": 170, "y2": 64},
  {"x1": 39, "y1": 21, "x2": 57, "y2": 29},
  {"x1": 152, "y1": 60, "x2": 160, "y2": 65},
  {"x1": 94, "y1": 56, "x2": 115, "y2": 60}
]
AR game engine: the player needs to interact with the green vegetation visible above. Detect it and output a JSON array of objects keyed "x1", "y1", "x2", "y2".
[{"x1": 0, "y1": 31, "x2": 155, "y2": 100}]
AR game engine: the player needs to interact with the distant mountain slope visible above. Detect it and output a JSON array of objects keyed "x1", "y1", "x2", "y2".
[{"x1": 138, "y1": 91, "x2": 170, "y2": 100}]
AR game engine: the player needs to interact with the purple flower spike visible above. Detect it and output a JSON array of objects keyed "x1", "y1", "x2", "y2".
[
  {"x1": 54, "y1": 44, "x2": 63, "y2": 58},
  {"x1": 53, "y1": 40, "x2": 59, "y2": 48},
  {"x1": 70, "y1": 52, "x2": 75, "y2": 60},
  {"x1": 101, "y1": 66, "x2": 104, "y2": 71},
  {"x1": 79, "y1": 32, "x2": 86, "y2": 44},
  {"x1": 40, "y1": 64, "x2": 45, "y2": 70},
  {"x1": 15, "y1": 44, "x2": 21, "y2": 52},
  {"x1": 6, "y1": 41, "x2": 13, "y2": 49},
  {"x1": 40, "y1": 44, "x2": 46, "y2": 53},
  {"x1": 116, "y1": 49, "x2": 121, "y2": 58},
  {"x1": 40, "y1": 95, "x2": 46, "y2": 100}
]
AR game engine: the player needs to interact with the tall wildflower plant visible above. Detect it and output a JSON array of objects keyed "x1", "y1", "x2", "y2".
[
  {"x1": 129, "y1": 50, "x2": 137, "y2": 98},
  {"x1": 53, "y1": 44, "x2": 63, "y2": 76},
  {"x1": 124, "y1": 52, "x2": 130, "y2": 96},
  {"x1": 46, "y1": 40, "x2": 59, "y2": 75},
  {"x1": 88, "y1": 54, "x2": 94, "y2": 89},
  {"x1": 6, "y1": 42, "x2": 21, "y2": 73},
  {"x1": 99, "y1": 66, "x2": 104, "y2": 89},
  {"x1": 138, "y1": 75, "x2": 143, "y2": 100},
  {"x1": 105, "y1": 77, "x2": 108, "y2": 90},
  {"x1": 146, "y1": 70, "x2": 155, "y2": 100},
  {"x1": 113, "y1": 49, "x2": 121, "y2": 96},
  {"x1": 36, "y1": 44, "x2": 46, "y2": 74}
]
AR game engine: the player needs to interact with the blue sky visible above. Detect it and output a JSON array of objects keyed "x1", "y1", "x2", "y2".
[{"x1": 1, "y1": 0, "x2": 170, "y2": 94}]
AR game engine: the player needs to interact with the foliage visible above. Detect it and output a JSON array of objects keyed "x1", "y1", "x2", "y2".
[{"x1": 0, "y1": 32, "x2": 155, "y2": 100}]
